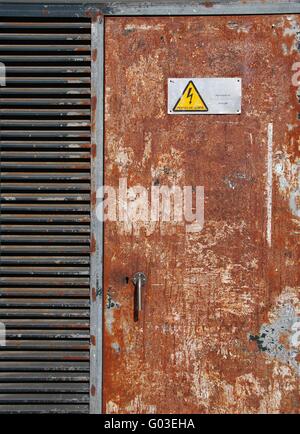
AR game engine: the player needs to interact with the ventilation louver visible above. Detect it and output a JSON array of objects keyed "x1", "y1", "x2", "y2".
[{"x1": 0, "y1": 17, "x2": 92, "y2": 414}]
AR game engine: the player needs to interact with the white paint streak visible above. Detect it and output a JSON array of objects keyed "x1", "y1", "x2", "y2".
[
  {"x1": 124, "y1": 24, "x2": 164, "y2": 31},
  {"x1": 266, "y1": 123, "x2": 273, "y2": 247},
  {"x1": 124, "y1": 395, "x2": 157, "y2": 414}
]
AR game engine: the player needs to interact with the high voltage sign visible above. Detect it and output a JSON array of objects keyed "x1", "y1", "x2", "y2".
[
  {"x1": 168, "y1": 78, "x2": 242, "y2": 115},
  {"x1": 173, "y1": 80, "x2": 208, "y2": 112}
]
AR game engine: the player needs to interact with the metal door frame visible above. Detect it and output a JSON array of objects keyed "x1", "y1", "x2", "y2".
[{"x1": 1, "y1": 0, "x2": 300, "y2": 414}]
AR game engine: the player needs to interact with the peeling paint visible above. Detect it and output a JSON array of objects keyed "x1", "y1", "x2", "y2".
[
  {"x1": 274, "y1": 152, "x2": 300, "y2": 218},
  {"x1": 224, "y1": 172, "x2": 254, "y2": 190},
  {"x1": 124, "y1": 24, "x2": 164, "y2": 32},
  {"x1": 250, "y1": 288, "x2": 300, "y2": 375},
  {"x1": 105, "y1": 291, "x2": 121, "y2": 336},
  {"x1": 106, "y1": 134, "x2": 134, "y2": 173},
  {"x1": 125, "y1": 52, "x2": 165, "y2": 120},
  {"x1": 125, "y1": 395, "x2": 157, "y2": 414},
  {"x1": 111, "y1": 342, "x2": 121, "y2": 353},
  {"x1": 282, "y1": 16, "x2": 300, "y2": 55},
  {"x1": 227, "y1": 21, "x2": 251, "y2": 33}
]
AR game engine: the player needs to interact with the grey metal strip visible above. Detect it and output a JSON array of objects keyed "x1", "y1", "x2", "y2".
[
  {"x1": 0, "y1": 2, "x2": 300, "y2": 17},
  {"x1": 0, "y1": 4, "x2": 89, "y2": 17},
  {"x1": 89, "y1": 13, "x2": 104, "y2": 415},
  {"x1": 106, "y1": 1, "x2": 300, "y2": 16}
]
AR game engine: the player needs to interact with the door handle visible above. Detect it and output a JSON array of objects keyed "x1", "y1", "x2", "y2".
[{"x1": 132, "y1": 272, "x2": 147, "y2": 322}]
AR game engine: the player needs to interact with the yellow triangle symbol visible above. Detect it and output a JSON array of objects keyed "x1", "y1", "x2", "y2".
[{"x1": 173, "y1": 80, "x2": 208, "y2": 112}]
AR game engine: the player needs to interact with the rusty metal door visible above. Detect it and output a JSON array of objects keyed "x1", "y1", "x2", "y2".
[{"x1": 104, "y1": 15, "x2": 300, "y2": 414}]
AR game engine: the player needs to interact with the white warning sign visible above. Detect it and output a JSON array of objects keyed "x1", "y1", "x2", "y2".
[{"x1": 168, "y1": 78, "x2": 242, "y2": 115}]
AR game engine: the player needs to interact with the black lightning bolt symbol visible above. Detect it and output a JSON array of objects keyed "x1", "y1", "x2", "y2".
[{"x1": 187, "y1": 86, "x2": 193, "y2": 104}]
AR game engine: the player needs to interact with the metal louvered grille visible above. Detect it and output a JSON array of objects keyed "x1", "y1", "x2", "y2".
[{"x1": 0, "y1": 17, "x2": 92, "y2": 414}]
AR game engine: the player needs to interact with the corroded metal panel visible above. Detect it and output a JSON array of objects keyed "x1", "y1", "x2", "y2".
[{"x1": 104, "y1": 15, "x2": 299, "y2": 414}]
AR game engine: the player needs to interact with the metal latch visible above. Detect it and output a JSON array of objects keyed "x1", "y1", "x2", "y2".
[{"x1": 132, "y1": 272, "x2": 147, "y2": 322}]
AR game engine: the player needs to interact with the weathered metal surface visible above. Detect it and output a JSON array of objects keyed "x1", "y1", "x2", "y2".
[
  {"x1": 104, "y1": 15, "x2": 300, "y2": 414},
  {"x1": 0, "y1": 17, "x2": 92, "y2": 414},
  {"x1": 1, "y1": 2, "x2": 300, "y2": 17}
]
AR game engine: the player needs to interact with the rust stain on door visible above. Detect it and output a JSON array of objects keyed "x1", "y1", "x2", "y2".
[{"x1": 104, "y1": 15, "x2": 300, "y2": 414}]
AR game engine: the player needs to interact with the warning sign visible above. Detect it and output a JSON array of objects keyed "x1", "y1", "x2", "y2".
[
  {"x1": 168, "y1": 78, "x2": 242, "y2": 115},
  {"x1": 173, "y1": 81, "x2": 208, "y2": 112}
]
